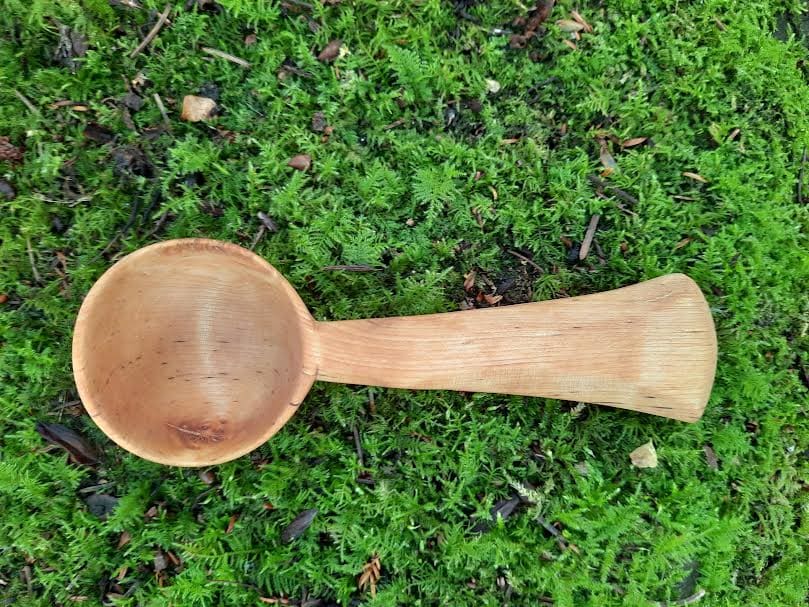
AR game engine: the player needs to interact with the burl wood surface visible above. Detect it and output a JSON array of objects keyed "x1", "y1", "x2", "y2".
[{"x1": 73, "y1": 239, "x2": 717, "y2": 466}]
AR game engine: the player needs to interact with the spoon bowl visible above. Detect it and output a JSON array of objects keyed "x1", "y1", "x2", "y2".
[{"x1": 73, "y1": 239, "x2": 317, "y2": 466}]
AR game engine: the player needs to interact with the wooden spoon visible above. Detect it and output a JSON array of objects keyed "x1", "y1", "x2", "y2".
[{"x1": 72, "y1": 239, "x2": 717, "y2": 466}]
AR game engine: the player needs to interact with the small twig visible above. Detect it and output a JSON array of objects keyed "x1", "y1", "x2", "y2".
[
  {"x1": 190, "y1": 487, "x2": 216, "y2": 511},
  {"x1": 139, "y1": 187, "x2": 162, "y2": 223},
  {"x1": 536, "y1": 514, "x2": 565, "y2": 543},
  {"x1": 123, "y1": 580, "x2": 141, "y2": 598},
  {"x1": 250, "y1": 225, "x2": 266, "y2": 251},
  {"x1": 34, "y1": 193, "x2": 92, "y2": 206},
  {"x1": 383, "y1": 118, "x2": 405, "y2": 130},
  {"x1": 608, "y1": 185, "x2": 638, "y2": 206},
  {"x1": 587, "y1": 174, "x2": 638, "y2": 206},
  {"x1": 456, "y1": 7, "x2": 480, "y2": 24},
  {"x1": 13, "y1": 89, "x2": 40, "y2": 115},
  {"x1": 507, "y1": 249, "x2": 544, "y2": 273},
  {"x1": 578, "y1": 214, "x2": 600, "y2": 260},
  {"x1": 322, "y1": 264, "x2": 380, "y2": 272},
  {"x1": 536, "y1": 514, "x2": 578, "y2": 553},
  {"x1": 257, "y1": 211, "x2": 278, "y2": 232},
  {"x1": 26, "y1": 238, "x2": 42, "y2": 284},
  {"x1": 143, "y1": 210, "x2": 171, "y2": 240},
  {"x1": 153, "y1": 93, "x2": 170, "y2": 128},
  {"x1": 54, "y1": 399, "x2": 82, "y2": 410},
  {"x1": 201, "y1": 46, "x2": 251, "y2": 68},
  {"x1": 129, "y1": 4, "x2": 171, "y2": 58},
  {"x1": 21, "y1": 566, "x2": 32, "y2": 595},
  {"x1": 208, "y1": 579, "x2": 262, "y2": 593},
  {"x1": 653, "y1": 589, "x2": 706, "y2": 607},
  {"x1": 280, "y1": 61, "x2": 313, "y2": 79},
  {"x1": 593, "y1": 238, "x2": 605, "y2": 261},
  {"x1": 351, "y1": 423, "x2": 365, "y2": 467},
  {"x1": 798, "y1": 145, "x2": 806, "y2": 204},
  {"x1": 99, "y1": 195, "x2": 142, "y2": 256},
  {"x1": 250, "y1": 210, "x2": 278, "y2": 250},
  {"x1": 368, "y1": 389, "x2": 376, "y2": 415}
]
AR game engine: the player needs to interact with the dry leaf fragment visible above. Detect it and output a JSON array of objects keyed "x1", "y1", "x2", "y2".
[
  {"x1": 198, "y1": 469, "x2": 216, "y2": 485},
  {"x1": 226, "y1": 514, "x2": 238, "y2": 533},
  {"x1": 244, "y1": 33, "x2": 257, "y2": 46},
  {"x1": 180, "y1": 95, "x2": 216, "y2": 122},
  {"x1": 85, "y1": 494, "x2": 119, "y2": 519},
  {"x1": 727, "y1": 128, "x2": 740, "y2": 142},
  {"x1": 49, "y1": 99, "x2": 82, "y2": 109},
  {"x1": 674, "y1": 237, "x2": 692, "y2": 250},
  {"x1": 145, "y1": 505, "x2": 159, "y2": 519},
  {"x1": 630, "y1": 441, "x2": 658, "y2": 468},
  {"x1": 83, "y1": 123, "x2": 114, "y2": 144},
  {"x1": 682, "y1": 171, "x2": 708, "y2": 183},
  {"x1": 122, "y1": 92, "x2": 144, "y2": 111},
  {"x1": 622, "y1": 137, "x2": 647, "y2": 148},
  {"x1": 166, "y1": 551, "x2": 181, "y2": 566},
  {"x1": 117, "y1": 531, "x2": 132, "y2": 549},
  {"x1": 703, "y1": 445, "x2": 719, "y2": 470},
  {"x1": 509, "y1": 0, "x2": 556, "y2": 48},
  {"x1": 472, "y1": 496, "x2": 522, "y2": 533},
  {"x1": 0, "y1": 137, "x2": 24, "y2": 163},
  {"x1": 0, "y1": 180, "x2": 14, "y2": 201},
  {"x1": 463, "y1": 270, "x2": 476, "y2": 292},
  {"x1": 287, "y1": 154, "x2": 311, "y2": 171},
  {"x1": 570, "y1": 10, "x2": 593, "y2": 32},
  {"x1": 35, "y1": 422, "x2": 99, "y2": 465},
  {"x1": 317, "y1": 39, "x2": 341, "y2": 62},
  {"x1": 311, "y1": 111, "x2": 327, "y2": 132},
  {"x1": 281, "y1": 508, "x2": 317, "y2": 543},
  {"x1": 130, "y1": 71, "x2": 148, "y2": 89},
  {"x1": 153, "y1": 550, "x2": 167, "y2": 572},
  {"x1": 562, "y1": 39, "x2": 577, "y2": 50},
  {"x1": 358, "y1": 555, "x2": 381, "y2": 598},
  {"x1": 557, "y1": 19, "x2": 585, "y2": 32},
  {"x1": 483, "y1": 293, "x2": 503, "y2": 305},
  {"x1": 55, "y1": 25, "x2": 88, "y2": 72},
  {"x1": 599, "y1": 139, "x2": 617, "y2": 170},
  {"x1": 485, "y1": 78, "x2": 501, "y2": 94}
]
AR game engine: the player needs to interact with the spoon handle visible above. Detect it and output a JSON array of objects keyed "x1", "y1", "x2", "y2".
[{"x1": 314, "y1": 274, "x2": 716, "y2": 421}]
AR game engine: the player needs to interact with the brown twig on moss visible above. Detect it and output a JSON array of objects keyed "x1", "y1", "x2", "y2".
[{"x1": 130, "y1": 4, "x2": 171, "y2": 58}]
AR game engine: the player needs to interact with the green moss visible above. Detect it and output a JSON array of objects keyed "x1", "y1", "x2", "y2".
[{"x1": 1, "y1": 0, "x2": 808, "y2": 605}]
